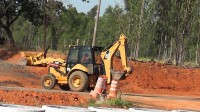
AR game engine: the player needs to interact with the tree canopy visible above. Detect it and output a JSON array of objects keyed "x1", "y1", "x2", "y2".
[{"x1": 0, "y1": 0, "x2": 43, "y2": 47}]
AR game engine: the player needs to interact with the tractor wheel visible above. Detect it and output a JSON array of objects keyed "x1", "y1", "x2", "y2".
[
  {"x1": 58, "y1": 84, "x2": 69, "y2": 91},
  {"x1": 69, "y1": 71, "x2": 88, "y2": 92},
  {"x1": 41, "y1": 74, "x2": 56, "y2": 90}
]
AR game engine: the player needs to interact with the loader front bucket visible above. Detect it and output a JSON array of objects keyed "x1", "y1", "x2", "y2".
[
  {"x1": 17, "y1": 52, "x2": 34, "y2": 66},
  {"x1": 18, "y1": 57, "x2": 28, "y2": 66}
]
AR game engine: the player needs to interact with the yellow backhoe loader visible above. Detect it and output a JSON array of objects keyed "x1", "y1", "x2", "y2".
[
  {"x1": 41, "y1": 34, "x2": 132, "y2": 92},
  {"x1": 18, "y1": 46, "x2": 64, "y2": 66}
]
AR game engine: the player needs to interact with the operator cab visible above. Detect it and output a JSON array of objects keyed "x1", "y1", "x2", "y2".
[{"x1": 66, "y1": 46, "x2": 104, "y2": 75}]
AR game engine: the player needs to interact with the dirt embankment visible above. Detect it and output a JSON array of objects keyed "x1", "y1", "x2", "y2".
[{"x1": 113, "y1": 57, "x2": 200, "y2": 96}]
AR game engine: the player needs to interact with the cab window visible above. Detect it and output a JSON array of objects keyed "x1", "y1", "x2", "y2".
[
  {"x1": 68, "y1": 49, "x2": 78, "y2": 63},
  {"x1": 80, "y1": 47, "x2": 92, "y2": 64}
]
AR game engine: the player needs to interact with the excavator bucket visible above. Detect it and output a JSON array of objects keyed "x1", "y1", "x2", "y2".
[{"x1": 111, "y1": 70, "x2": 124, "y2": 80}]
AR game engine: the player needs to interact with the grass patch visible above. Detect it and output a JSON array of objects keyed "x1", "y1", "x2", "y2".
[
  {"x1": 88, "y1": 98, "x2": 133, "y2": 108},
  {"x1": 88, "y1": 99, "x2": 100, "y2": 107}
]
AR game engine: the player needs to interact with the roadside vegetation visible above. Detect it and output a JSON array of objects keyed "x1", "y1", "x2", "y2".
[{"x1": 88, "y1": 98, "x2": 133, "y2": 108}]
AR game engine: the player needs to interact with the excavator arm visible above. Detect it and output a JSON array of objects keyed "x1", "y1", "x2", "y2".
[{"x1": 100, "y1": 34, "x2": 132, "y2": 83}]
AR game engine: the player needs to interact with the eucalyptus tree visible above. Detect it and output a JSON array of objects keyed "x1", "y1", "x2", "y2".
[
  {"x1": 124, "y1": 0, "x2": 145, "y2": 60},
  {"x1": 97, "y1": 5, "x2": 124, "y2": 47}
]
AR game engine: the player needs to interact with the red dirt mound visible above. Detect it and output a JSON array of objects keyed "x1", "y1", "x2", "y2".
[{"x1": 113, "y1": 57, "x2": 200, "y2": 96}]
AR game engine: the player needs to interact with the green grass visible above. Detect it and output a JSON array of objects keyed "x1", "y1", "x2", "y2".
[
  {"x1": 88, "y1": 98, "x2": 133, "y2": 108},
  {"x1": 88, "y1": 99, "x2": 100, "y2": 107}
]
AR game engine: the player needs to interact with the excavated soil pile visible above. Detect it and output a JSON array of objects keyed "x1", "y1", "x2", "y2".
[
  {"x1": 113, "y1": 57, "x2": 200, "y2": 96},
  {"x1": 0, "y1": 89, "x2": 90, "y2": 107}
]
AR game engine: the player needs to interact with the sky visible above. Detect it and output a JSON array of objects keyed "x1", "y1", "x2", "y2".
[{"x1": 59, "y1": 0, "x2": 125, "y2": 15}]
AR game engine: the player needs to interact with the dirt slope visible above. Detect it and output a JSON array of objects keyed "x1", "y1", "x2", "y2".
[{"x1": 114, "y1": 57, "x2": 200, "y2": 96}]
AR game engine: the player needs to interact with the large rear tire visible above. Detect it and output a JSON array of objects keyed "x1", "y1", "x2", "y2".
[
  {"x1": 41, "y1": 74, "x2": 56, "y2": 90},
  {"x1": 69, "y1": 71, "x2": 88, "y2": 92}
]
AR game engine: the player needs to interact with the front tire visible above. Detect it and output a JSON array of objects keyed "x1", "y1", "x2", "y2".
[
  {"x1": 41, "y1": 74, "x2": 56, "y2": 90},
  {"x1": 69, "y1": 71, "x2": 88, "y2": 92}
]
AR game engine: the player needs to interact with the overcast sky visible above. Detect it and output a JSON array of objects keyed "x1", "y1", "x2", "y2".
[{"x1": 59, "y1": 0, "x2": 124, "y2": 15}]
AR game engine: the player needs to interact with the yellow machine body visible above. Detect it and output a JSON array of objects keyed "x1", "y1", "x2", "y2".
[
  {"x1": 20, "y1": 52, "x2": 65, "y2": 66},
  {"x1": 41, "y1": 34, "x2": 132, "y2": 91},
  {"x1": 49, "y1": 63, "x2": 89, "y2": 85}
]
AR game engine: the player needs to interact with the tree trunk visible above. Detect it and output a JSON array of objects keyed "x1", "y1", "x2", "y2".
[
  {"x1": 178, "y1": 0, "x2": 189, "y2": 65},
  {"x1": 195, "y1": 1, "x2": 200, "y2": 66},
  {"x1": 3, "y1": 27, "x2": 15, "y2": 47},
  {"x1": 134, "y1": 41, "x2": 139, "y2": 60},
  {"x1": 163, "y1": 35, "x2": 168, "y2": 61},
  {"x1": 31, "y1": 26, "x2": 35, "y2": 49},
  {"x1": 51, "y1": 24, "x2": 58, "y2": 50},
  {"x1": 169, "y1": 39, "x2": 173, "y2": 62},
  {"x1": 178, "y1": 44, "x2": 184, "y2": 65},
  {"x1": 174, "y1": 0, "x2": 180, "y2": 66},
  {"x1": 134, "y1": 0, "x2": 145, "y2": 60},
  {"x1": 158, "y1": 32, "x2": 163, "y2": 60},
  {"x1": 196, "y1": 31, "x2": 200, "y2": 66},
  {"x1": 23, "y1": 23, "x2": 30, "y2": 49},
  {"x1": 145, "y1": 43, "x2": 150, "y2": 59}
]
